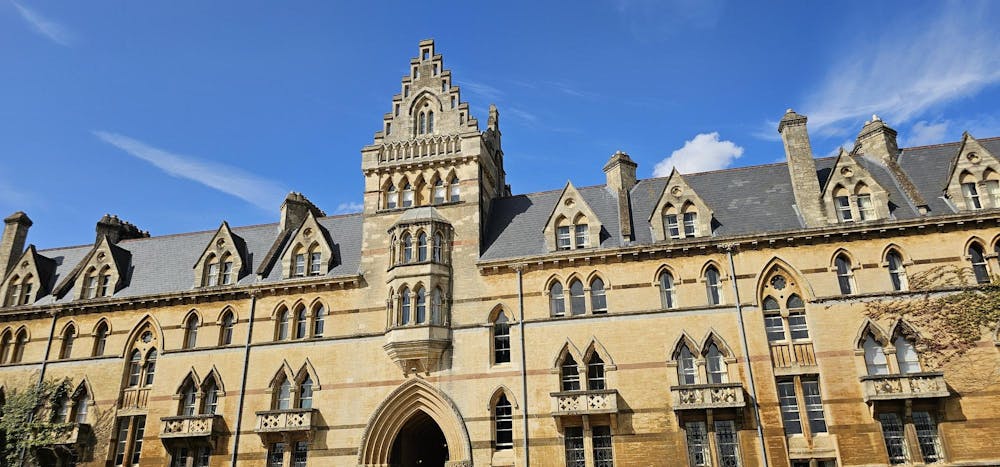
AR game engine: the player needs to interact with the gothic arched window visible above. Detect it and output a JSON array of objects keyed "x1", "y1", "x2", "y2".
[
  {"x1": 835, "y1": 254, "x2": 854, "y2": 295},
  {"x1": 569, "y1": 279, "x2": 585, "y2": 315},
  {"x1": 705, "y1": 266, "x2": 723, "y2": 305},
  {"x1": 886, "y1": 250, "x2": 908, "y2": 291},
  {"x1": 590, "y1": 278, "x2": 607, "y2": 314},
  {"x1": 417, "y1": 233, "x2": 428, "y2": 262},
  {"x1": 561, "y1": 354, "x2": 580, "y2": 391},
  {"x1": 415, "y1": 287, "x2": 427, "y2": 324},
  {"x1": 969, "y1": 243, "x2": 990, "y2": 283},
  {"x1": 60, "y1": 324, "x2": 76, "y2": 360},
  {"x1": 659, "y1": 271, "x2": 676, "y2": 309},
  {"x1": 549, "y1": 281, "x2": 565, "y2": 317}
]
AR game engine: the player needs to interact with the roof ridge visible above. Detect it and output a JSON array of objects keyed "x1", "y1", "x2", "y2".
[{"x1": 900, "y1": 136, "x2": 1000, "y2": 152}]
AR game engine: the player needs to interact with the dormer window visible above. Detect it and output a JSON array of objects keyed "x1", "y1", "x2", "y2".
[
  {"x1": 294, "y1": 253, "x2": 306, "y2": 277},
  {"x1": 221, "y1": 257, "x2": 234, "y2": 284},
  {"x1": 3, "y1": 274, "x2": 33, "y2": 306},
  {"x1": 962, "y1": 181, "x2": 982, "y2": 210},
  {"x1": 207, "y1": 261, "x2": 219, "y2": 286},
  {"x1": 309, "y1": 252, "x2": 322, "y2": 275},
  {"x1": 557, "y1": 226, "x2": 571, "y2": 250},
  {"x1": 683, "y1": 212, "x2": 697, "y2": 237},
  {"x1": 574, "y1": 224, "x2": 589, "y2": 249},
  {"x1": 835, "y1": 193, "x2": 853, "y2": 222},
  {"x1": 555, "y1": 215, "x2": 590, "y2": 251},
  {"x1": 661, "y1": 202, "x2": 701, "y2": 239},
  {"x1": 664, "y1": 211, "x2": 680, "y2": 239},
  {"x1": 83, "y1": 271, "x2": 98, "y2": 299},
  {"x1": 857, "y1": 193, "x2": 875, "y2": 220}
]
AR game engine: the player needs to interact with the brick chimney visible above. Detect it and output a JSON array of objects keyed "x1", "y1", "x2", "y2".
[
  {"x1": 280, "y1": 192, "x2": 326, "y2": 231},
  {"x1": 96, "y1": 214, "x2": 149, "y2": 244},
  {"x1": 604, "y1": 150, "x2": 638, "y2": 240},
  {"x1": 778, "y1": 109, "x2": 825, "y2": 227},
  {"x1": 856, "y1": 114, "x2": 900, "y2": 162},
  {"x1": 1, "y1": 211, "x2": 32, "y2": 277}
]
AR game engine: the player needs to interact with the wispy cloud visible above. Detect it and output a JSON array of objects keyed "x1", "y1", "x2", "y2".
[
  {"x1": 11, "y1": 1, "x2": 74, "y2": 46},
  {"x1": 334, "y1": 201, "x2": 363, "y2": 214},
  {"x1": 456, "y1": 80, "x2": 504, "y2": 102},
  {"x1": 93, "y1": 131, "x2": 288, "y2": 210},
  {"x1": 653, "y1": 132, "x2": 743, "y2": 176},
  {"x1": 904, "y1": 120, "x2": 950, "y2": 147},
  {"x1": 802, "y1": 2, "x2": 1000, "y2": 136},
  {"x1": 506, "y1": 107, "x2": 539, "y2": 124}
]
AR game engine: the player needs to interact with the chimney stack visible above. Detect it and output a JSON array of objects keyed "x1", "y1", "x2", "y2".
[
  {"x1": 280, "y1": 192, "x2": 326, "y2": 231},
  {"x1": 1, "y1": 211, "x2": 32, "y2": 277},
  {"x1": 604, "y1": 150, "x2": 638, "y2": 240},
  {"x1": 856, "y1": 114, "x2": 900, "y2": 162},
  {"x1": 96, "y1": 214, "x2": 149, "y2": 244},
  {"x1": 778, "y1": 109, "x2": 826, "y2": 227}
]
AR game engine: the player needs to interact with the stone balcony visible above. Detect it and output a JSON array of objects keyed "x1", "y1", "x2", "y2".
[
  {"x1": 159, "y1": 414, "x2": 219, "y2": 440},
  {"x1": 550, "y1": 389, "x2": 620, "y2": 417},
  {"x1": 670, "y1": 383, "x2": 746, "y2": 410},
  {"x1": 255, "y1": 408, "x2": 316, "y2": 436},
  {"x1": 860, "y1": 372, "x2": 949, "y2": 402},
  {"x1": 383, "y1": 325, "x2": 451, "y2": 374},
  {"x1": 118, "y1": 387, "x2": 150, "y2": 413}
]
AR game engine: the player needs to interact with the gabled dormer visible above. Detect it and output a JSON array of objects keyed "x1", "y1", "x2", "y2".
[
  {"x1": 649, "y1": 168, "x2": 714, "y2": 241},
  {"x1": 820, "y1": 148, "x2": 892, "y2": 223},
  {"x1": 0, "y1": 245, "x2": 55, "y2": 307},
  {"x1": 280, "y1": 212, "x2": 334, "y2": 279},
  {"x1": 56, "y1": 236, "x2": 131, "y2": 300},
  {"x1": 193, "y1": 222, "x2": 248, "y2": 287},
  {"x1": 544, "y1": 182, "x2": 602, "y2": 251},
  {"x1": 944, "y1": 132, "x2": 1000, "y2": 211}
]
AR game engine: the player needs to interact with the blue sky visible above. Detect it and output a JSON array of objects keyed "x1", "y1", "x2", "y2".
[{"x1": 3, "y1": 1, "x2": 1000, "y2": 249}]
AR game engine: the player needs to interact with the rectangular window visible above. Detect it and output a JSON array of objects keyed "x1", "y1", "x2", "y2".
[
  {"x1": 433, "y1": 185, "x2": 446, "y2": 204},
  {"x1": 835, "y1": 196, "x2": 853, "y2": 221},
  {"x1": 564, "y1": 426, "x2": 586, "y2": 467},
  {"x1": 130, "y1": 415, "x2": 146, "y2": 466},
  {"x1": 292, "y1": 442, "x2": 308, "y2": 467},
  {"x1": 196, "y1": 448, "x2": 210, "y2": 467},
  {"x1": 715, "y1": 420, "x2": 741, "y2": 467},
  {"x1": 665, "y1": 214, "x2": 680, "y2": 239},
  {"x1": 207, "y1": 263, "x2": 219, "y2": 286},
  {"x1": 857, "y1": 194, "x2": 876, "y2": 220},
  {"x1": 588, "y1": 360, "x2": 606, "y2": 390},
  {"x1": 495, "y1": 400, "x2": 514, "y2": 450},
  {"x1": 788, "y1": 313, "x2": 809, "y2": 340},
  {"x1": 685, "y1": 421, "x2": 710, "y2": 467},
  {"x1": 764, "y1": 314, "x2": 785, "y2": 341},
  {"x1": 683, "y1": 212, "x2": 697, "y2": 237},
  {"x1": 986, "y1": 180, "x2": 1000, "y2": 207},
  {"x1": 294, "y1": 254, "x2": 305, "y2": 277},
  {"x1": 85, "y1": 276, "x2": 98, "y2": 299},
  {"x1": 268, "y1": 443, "x2": 286, "y2": 467},
  {"x1": 802, "y1": 378, "x2": 827, "y2": 433},
  {"x1": 777, "y1": 380, "x2": 802, "y2": 435},
  {"x1": 222, "y1": 261, "x2": 233, "y2": 285},
  {"x1": 593, "y1": 426, "x2": 614, "y2": 467},
  {"x1": 171, "y1": 447, "x2": 188, "y2": 467},
  {"x1": 494, "y1": 322, "x2": 510, "y2": 364},
  {"x1": 913, "y1": 411, "x2": 943, "y2": 463},
  {"x1": 557, "y1": 226, "x2": 572, "y2": 250},
  {"x1": 878, "y1": 413, "x2": 908, "y2": 464},
  {"x1": 561, "y1": 363, "x2": 581, "y2": 391},
  {"x1": 962, "y1": 182, "x2": 982, "y2": 209},
  {"x1": 310, "y1": 253, "x2": 322, "y2": 275},
  {"x1": 574, "y1": 224, "x2": 589, "y2": 248},
  {"x1": 114, "y1": 419, "x2": 129, "y2": 466},
  {"x1": 100, "y1": 274, "x2": 113, "y2": 297},
  {"x1": 402, "y1": 189, "x2": 414, "y2": 207}
]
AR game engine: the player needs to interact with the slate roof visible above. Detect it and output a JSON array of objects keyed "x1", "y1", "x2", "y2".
[
  {"x1": 32, "y1": 214, "x2": 363, "y2": 305},
  {"x1": 481, "y1": 137, "x2": 1000, "y2": 260},
  {"x1": 18, "y1": 136, "x2": 1000, "y2": 302}
]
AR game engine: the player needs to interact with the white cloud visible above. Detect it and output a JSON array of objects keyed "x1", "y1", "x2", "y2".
[
  {"x1": 905, "y1": 120, "x2": 950, "y2": 147},
  {"x1": 334, "y1": 201, "x2": 363, "y2": 214},
  {"x1": 825, "y1": 139, "x2": 856, "y2": 157},
  {"x1": 455, "y1": 80, "x2": 503, "y2": 102},
  {"x1": 93, "y1": 131, "x2": 288, "y2": 210},
  {"x1": 803, "y1": 3, "x2": 1000, "y2": 135},
  {"x1": 11, "y1": 1, "x2": 74, "y2": 46},
  {"x1": 653, "y1": 132, "x2": 743, "y2": 176}
]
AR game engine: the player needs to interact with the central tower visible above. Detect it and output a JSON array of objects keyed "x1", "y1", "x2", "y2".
[{"x1": 359, "y1": 39, "x2": 508, "y2": 374}]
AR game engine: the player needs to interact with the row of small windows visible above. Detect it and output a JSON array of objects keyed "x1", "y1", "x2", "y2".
[
  {"x1": 834, "y1": 241, "x2": 997, "y2": 296},
  {"x1": 555, "y1": 215, "x2": 590, "y2": 250},
  {"x1": 390, "y1": 285, "x2": 446, "y2": 326},
  {"x1": 274, "y1": 303, "x2": 326, "y2": 341},
  {"x1": 959, "y1": 170, "x2": 1000, "y2": 210},
  {"x1": 3, "y1": 273, "x2": 33, "y2": 306},
  {"x1": 390, "y1": 230, "x2": 446, "y2": 265},
  {"x1": 548, "y1": 277, "x2": 607, "y2": 316},
  {"x1": 384, "y1": 175, "x2": 460, "y2": 209}
]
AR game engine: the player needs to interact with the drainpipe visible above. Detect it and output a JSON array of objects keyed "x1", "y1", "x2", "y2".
[
  {"x1": 231, "y1": 291, "x2": 258, "y2": 467},
  {"x1": 19, "y1": 311, "x2": 59, "y2": 466},
  {"x1": 725, "y1": 246, "x2": 768, "y2": 467},
  {"x1": 515, "y1": 265, "x2": 530, "y2": 467}
]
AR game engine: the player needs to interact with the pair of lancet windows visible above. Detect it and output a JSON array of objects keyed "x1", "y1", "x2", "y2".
[
  {"x1": 52, "y1": 384, "x2": 91, "y2": 426},
  {"x1": 548, "y1": 277, "x2": 607, "y2": 317},
  {"x1": 673, "y1": 341, "x2": 729, "y2": 385},
  {"x1": 0, "y1": 328, "x2": 29, "y2": 364},
  {"x1": 391, "y1": 230, "x2": 445, "y2": 266},
  {"x1": 662, "y1": 204, "x2": 698, "y2": 239},
  {"x1": 861, "y1": 330, "x2": 921, "y2": 376},
  {"x1": 82, "y1": 265, "x2": 113, "y2": 299},
  {"x1": 178, "y1": 375, "x2": 221, "y2": 417},
  {"x1": 555, "y1": 216, "x2": 590, "y2": 251},
  {"x1": 272, "y1": 370, "x2": 315, "y2": 411},
  {"x1": 762, "y1": 293, "x2": 809, "y2": 343},
  {"x1": 203, "y1": 253, "x2": 235, "y2": 286},
  {"x1": 560, "y1": 353, "x2": 607, "y2": 392},
  {"x1": 3, "y1": 274, "x2": 34, "y2": 306},
  {"x1": 126, "y1": 348, "x2": 158, "y2": 387}
]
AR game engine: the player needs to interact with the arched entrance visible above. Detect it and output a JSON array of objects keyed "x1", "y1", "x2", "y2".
[
  {"x1": 358, "y1": 379, "x2": 472, "y2": 467},
  {"x1": 389, "y1": 410, "x2": 449, "y2": 466}
]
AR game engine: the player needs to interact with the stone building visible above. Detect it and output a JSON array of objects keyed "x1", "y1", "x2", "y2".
[{"x1": 1, "y1": 39, "x2": 1000, "y2": 467}]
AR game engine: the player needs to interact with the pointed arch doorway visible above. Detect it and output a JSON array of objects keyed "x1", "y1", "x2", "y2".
[
  {"x1": 358, "y1": 379, "x2": 472, "y2": 467},
  {"x1": 389, "y1": 410, "x2": 449, "y2": 466}
]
